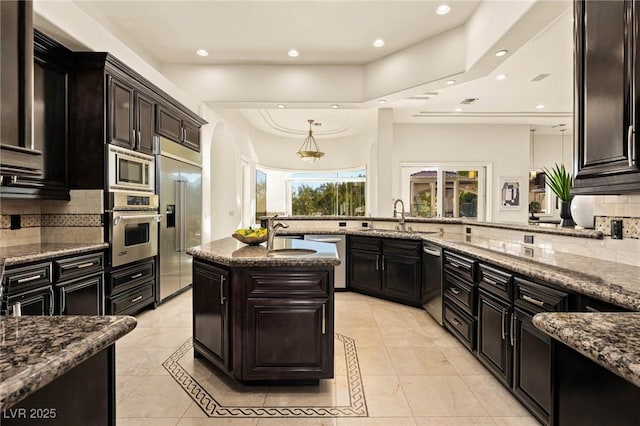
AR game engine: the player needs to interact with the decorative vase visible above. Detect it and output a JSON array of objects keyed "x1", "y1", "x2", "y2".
[
  {"x1": 570, "y1": 195, "x2": 595, "y2": 228},
  {"x1": 559, "y1": 200, "x2": 576, "y2": 227}
]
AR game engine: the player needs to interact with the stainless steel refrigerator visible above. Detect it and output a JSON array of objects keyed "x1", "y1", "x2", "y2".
[{"x1": 156, "y1": 137, "x2": 202, "y2": 302}]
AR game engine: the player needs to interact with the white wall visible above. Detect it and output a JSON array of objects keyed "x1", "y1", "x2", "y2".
[
  {"x1": 532, "y1": 133, "x2": 573, "y2": 173},
  {"x1": 393, "y1": 124, "x2": 531, "y2": 223}
]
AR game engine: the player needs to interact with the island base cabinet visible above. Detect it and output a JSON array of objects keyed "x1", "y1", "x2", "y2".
[
  {"x1": 241, "y1": 298, "x2": 333, "y2": 381},
  {"x1": 477, "y1": 290, "x2": 512, "y2": 387},
  {"x1": 1, "y1": 346, "x2": 114, "y2": 426}
]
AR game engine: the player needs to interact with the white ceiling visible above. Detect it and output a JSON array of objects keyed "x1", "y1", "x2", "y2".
[{"x1": 62, "y1": 0, "x2": 574, "y2": 136}]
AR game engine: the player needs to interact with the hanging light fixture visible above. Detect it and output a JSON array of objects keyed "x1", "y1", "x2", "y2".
[{"x1": 296, "y1": 119, "x2": 325, "y2": 162}]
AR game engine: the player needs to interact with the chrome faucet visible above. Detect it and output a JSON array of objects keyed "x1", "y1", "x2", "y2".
[
  {"x1": 393, "y1": 199, "x2": 406, "y2": 231},
  {"x1": 266, "y1": 214, "x2": 289, "y2": 250}
]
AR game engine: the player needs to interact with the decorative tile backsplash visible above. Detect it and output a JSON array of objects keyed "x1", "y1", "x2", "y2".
[{"x1": 595, "y1": 216, "x2": 640, "y2": 239}]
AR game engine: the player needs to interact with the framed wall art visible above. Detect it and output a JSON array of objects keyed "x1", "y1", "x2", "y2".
[{"x1": 499, "y1": 177, "x2": 521, "y2": 210}]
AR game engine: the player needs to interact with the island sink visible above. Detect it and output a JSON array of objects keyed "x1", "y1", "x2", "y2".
[{"x1": 267, "y1": 248, "x2": 317, "y2": 256}]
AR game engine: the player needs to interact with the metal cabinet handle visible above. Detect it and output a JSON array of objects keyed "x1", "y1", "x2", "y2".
[
  {"x1": 483, "y1": 277, "x2": 499, "y2": 287},
  {"x1": 137, "y1": 130, "x2": 141, "y2": 150},
  {"x1": 510, "y1": 312, "x2": 517, "y2": 347},
  {"x1": 322, "y1": 304, "x2": 326, "y2": 335},
  {"x1": 501, "y1": 309, "x2": 507, "y2": 340},
  {"x1": 375, "y1": 254, "x2": 379, "y2": 270},
  {"x1": 130, "y1": 272, "x2": 143, "y2": 280},
  {"x1": 61, "y1": 288, "x2": 66, "y2": 314},
  {"x1": 451, "y1": 318, "x2": 462, "y2": 326},
  {"x1": 523, "y1": 294, "x2": 545, "y2": 308},
  {"x1": 76, "y1": 262, "x2": 95, "y2": 269},
  {"x1": 628, "y1": 126, "x2": 636, "y2": 167},
  {"x1": 49, "y1": 287, "x2": 55, "y2": 316},
  {"x1": 381, "y1": 255, "x2": 385, "y2": 270},
  {"x1": 131, "y1": 129, "x2": 136, "y2": 146},
  {"x1": 131, "y1": 295, "x2": 143, "y2": 303},
  {"x1": 17, "y1": 275, "x2": 41, "y2": 284},
  {"x1": 450, "y1": 287, "x2": 461, "y2": 295},
  {"x1": 220, "y1": 276, "x2": 226, "y2": 305},
  {"x1": 423, "y1": 247, "x2": 440, "y2": 256}
]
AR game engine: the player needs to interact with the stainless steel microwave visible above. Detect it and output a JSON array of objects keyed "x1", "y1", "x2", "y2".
[{"x1": 108, "y1": 144, "x2": 154, "y2": 193}]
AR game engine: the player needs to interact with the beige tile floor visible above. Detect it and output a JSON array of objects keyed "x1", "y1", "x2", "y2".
[{"x1": 116, "y1": 290, "x2": 541, "y2": 426}]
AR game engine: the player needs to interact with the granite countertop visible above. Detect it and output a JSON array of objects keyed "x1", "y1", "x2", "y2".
[
  {"x1": 0, "y1": 315, "x2": 136, "y2": 409},
  {"x1": 1, "y1": 242, "x2": 109, "y2": 268},
  {"x1": 533, "y1": 312, "x2": 640, "y2": 388},
  {"x1": 187, "y1": 237, "x2": 340, "y2": 267}
]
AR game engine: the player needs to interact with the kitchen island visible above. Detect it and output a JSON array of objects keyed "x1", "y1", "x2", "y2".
[
  {"x1": 187, "y1": 237, "x2": 340, "y2": 383},
  {"x1": 0, "y1": 315, "x2": 136, "y2": 425}
]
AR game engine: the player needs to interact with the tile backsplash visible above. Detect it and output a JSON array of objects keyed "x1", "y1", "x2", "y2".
[{"x1": 0, "y1": 190, "x2": 104, "y2": 247}]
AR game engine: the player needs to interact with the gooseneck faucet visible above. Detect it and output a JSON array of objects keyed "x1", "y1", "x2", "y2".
[
  {"x1": 266, "y1": 214, "x2": 289, "y2": 250},
  {"x1": 393, "y1": 199, "x2": 406, "y2": 231}
]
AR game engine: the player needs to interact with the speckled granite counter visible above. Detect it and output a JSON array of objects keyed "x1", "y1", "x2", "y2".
[
  {"x1": 187, "y1": 237, "x2": 340, "y2": 267},
  {"x1": 0, "y1": 242, "x2": 109, "y2": 268},
  {"x1": 533, "y1": 312, "x2": 640, "y2": 388},
  {"x1": 0, "y1": 315, "x2": 136, "y2": 409}
]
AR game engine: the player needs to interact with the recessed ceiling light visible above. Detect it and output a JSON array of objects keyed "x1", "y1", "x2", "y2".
[
  {"x1": 495, "y1": 49, "x2": 508, "y2": 57},
  {"x1": 436, "y1": 4, "x2": 451, "y2": 15},
  {"x1": 372, "y1": 38, "x2": 385, "y2": 48},
  {"x1": 455, "y1": 107, "x2": 463, "y2": 112},
  {"x1": 277, "y1": 104, "x2": 286, "y2": 109},
  {"x1": 495, "y1": 74, "x2": 507, "y2": 80},
  {"x1": 331, "y1": 104, "x2": 339, "y2": 109},
  {"x1": 536, "y1": 104, "x2": 545, "y2": 109},
  {"x1": 378, "y1": 99, "x2": 386, "y2": 104},
  {"x1": 288, "y1": 49, "x2": 299, "y2": 58},
  {"x1": 446, "y1": 79, "x2": 455, "y2": 85},
  {"x1": 196, "y1": 49, "x2": 209, "y2": 57}
]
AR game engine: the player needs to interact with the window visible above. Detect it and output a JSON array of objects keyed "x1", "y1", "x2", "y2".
[
  {"x1": 288, "y1": 170, "x2": 366, "y2": 216},
  {"x1": 402, "y1": 163, "x2": 490, "y2": 221},
  {"x1": 255, "y1": 169, "x2": 266, "y2": 219}
]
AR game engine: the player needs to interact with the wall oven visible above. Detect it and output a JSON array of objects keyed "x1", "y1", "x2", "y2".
[
  {"x1": 109, "y1": 192, "x2": 161, "y2": 267},
  {"x1": 108, "y1": 144, "x2": 154, "y2": 192}
]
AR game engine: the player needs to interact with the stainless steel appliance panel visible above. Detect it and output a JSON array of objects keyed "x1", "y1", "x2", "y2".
[
  {"x1": 159, "y1": 155, "x2": 182, "y2": 301},
  {"x1": 180, "y1": 162, "x2": 202, "y2": 289},
  {"x1": 422, "y1": 243, "x2": 443, "y2": 325},
  {"x1": 111, "y1": 210, "x2": 161, "y2": 267},
  {"x1": 108, "y1": 144, "x2": 155, "y2": 193},
  {"x1": 304, "y1": 235, "x2": 345, "y2": 289}
]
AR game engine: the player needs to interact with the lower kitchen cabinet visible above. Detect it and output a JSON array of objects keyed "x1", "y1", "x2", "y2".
[
  {"x1": 106, "y1": 257, "x2": 155, "y2": 315},
  {"x1": 347, "y1": 236, "x2": 422, "y2": 306},
  {"x1": 477, "y1": 289, "x2": 513, "y2": 386},
  {"x1": 56, "y1": 273, "x2": 103, "y2": 315},
  {"x1": 6, "y1": 286, "x2": 54, "y2": 316},
  {"x1": 192, "y1": 260, "x2": 230, "y2": 372}
]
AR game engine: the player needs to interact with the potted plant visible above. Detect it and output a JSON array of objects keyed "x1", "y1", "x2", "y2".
[
  {"x1": 528, "y1": 201, "x2": 541, "y2": 221},
  {"x1": 543, "y1": 163, "x2": 575, "y2": 227}
]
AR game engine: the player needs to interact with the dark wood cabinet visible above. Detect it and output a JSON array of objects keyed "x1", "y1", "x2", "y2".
[
  {"x1": 6, "y1": 286, "x2": 54, "y2": 316},
  {"x1": 193, "y1": 260, "x2": 230, "y2": 372},
  {"x1": 156, "y1": 104, "x2": 201, "y2": 151},
  {"x1": 108, "y1": 76, "x2": 155, "y2": 154},
  {"x1": 106, "y1": 257, "x2": 155, "y2": 315},
  {"x1": 56, "y1": 274, "x2": 103, "y2": 315},
  {"x1": 477, "y1": 289, "x2": 512, "y2": 387},
  {"x1": 573, "y1": 0, "x2": 640, "y2": 194},
  {"x1": 347, "y1": 236, "x2": 422, "y2": 306},
  {"x1": 0, "y1": 0, "x2": 42, "y2": 180}
]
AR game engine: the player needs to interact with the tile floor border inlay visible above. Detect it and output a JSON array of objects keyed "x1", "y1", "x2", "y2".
[{"x1": 163, "y1": 333, "x2": 368, "y2": 418}]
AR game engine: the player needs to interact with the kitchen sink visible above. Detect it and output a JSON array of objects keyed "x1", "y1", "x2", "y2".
[
  {"x1": 361, "y1": 228, "x2": 438, "y2": 235},
  {"x1": 267, "y1": 248, "x2": 317, "y2": 256}
]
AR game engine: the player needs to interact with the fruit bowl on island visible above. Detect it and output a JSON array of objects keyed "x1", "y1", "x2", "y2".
[{"x1": 232, "y1": 227, "x2": 268, "y2": 245}]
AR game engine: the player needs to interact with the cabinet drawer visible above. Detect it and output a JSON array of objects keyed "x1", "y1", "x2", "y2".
[
  {"x1": 109, "y1": 280, "x2": 154, "y2": 315},
  {"x1": 382, "y1": 239, "x2": 421, "y2": 257},
  {"x1": 478, "y1": 263, "x2": 512, "y2": 300},
  {"x1": 514, "y1": 277, "x2": 569, "y2": 313},
  {"x1": 349, "y1": 236, "x2": 381, "y2": 252},
  {"x1": 246, "y1": 269, "x2": 330, "y2": 298},
  {"x1": 54, "y1": 252, "x2": 104, "y2": 282},
  {"x1": 444, "y1": 301, "x2": 476, "y2": 351},
  {"x1": 4, "y1": 262, "x2": 52, "y2": 294},
  {"x1": 443, "y1": 251, "x2": 475, "y2": 282},
  {"x1": 444, "y1": 271, "x2": 475, "y2": 315},
  {"x1": 109, "y1": 259, "x2": 155, "y2": 296}
]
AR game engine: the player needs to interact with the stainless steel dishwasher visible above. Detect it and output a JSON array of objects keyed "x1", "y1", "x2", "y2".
[
  {"x1": 304, "y1": 235, "x2": 346, "y2": 289},
  {"x1": 422, "y1": 242, "x2": 443, "y2": 325}
]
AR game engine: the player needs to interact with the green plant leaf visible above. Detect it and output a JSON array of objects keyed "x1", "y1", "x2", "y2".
[{"x1": 543, "y1": 163, "x2": 572, "y2": 201}]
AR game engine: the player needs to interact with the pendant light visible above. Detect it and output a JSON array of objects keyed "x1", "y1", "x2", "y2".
[{"x1": 297, "y1": 119, "x2": 325, "y2": 162}]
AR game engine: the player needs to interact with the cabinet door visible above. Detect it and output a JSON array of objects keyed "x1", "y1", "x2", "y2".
[
  {"x1": 134, "y1": 92, "x2": 154, "y2": 154},
  {"x1": 182, "y1": 119, "x2": 200, "y2": 151},
  {"x1": 193, "y1": 261, "x2": 230, "y2": 371},
  {"x1": 382, "y1": 253, "x2": 421, "y2": 304},
  {"x1": 7, "y1": 286, "x2": 54, "y2": 316},
  {"x1": 108, "y1": 76, "x2": 135, "y2": 149},
  {"x1": 573, "y1": 0, "x2": 640, "y2": 193},
  {"x1": 513, "y1": 308, "x2": 550, "y2": 425},
  {"x1": 242, "y1": 298, "x2": 332, "y2": 381},
  {"x1": 57, "y1": 273, "x2": 103, "y2": 315},
  {"x1": 155, "y1": 104, "x2": 182, "y2": 143},
  {"x1": 348, "y1": 249, "x2": 381, "y2": 293},
  {"x1": 477, "y1": 290, "x2": 512, "y2": 386}
]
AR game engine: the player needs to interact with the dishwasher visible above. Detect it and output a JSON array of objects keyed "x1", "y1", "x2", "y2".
[
  {"x1": 304, "y1": 235, "x2": 346, "y2": 289},
  {"x1": 422, "y1": 242, "x2": 443, "y2": 325}
]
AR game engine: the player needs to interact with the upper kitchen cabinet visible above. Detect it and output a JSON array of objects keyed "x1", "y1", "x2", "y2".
[
  {"x1": 108, "y1": 75, "x2": 155, "y2": 154},
  {"x1": 156, "y1": 104, "x2": 201, "y2": 151},
  {"x1": 0, "y1": 0, "x2": 43, "y2": 182},
  {"x1": 573, "y1": 0, "x2": 640, "y2": 194}
]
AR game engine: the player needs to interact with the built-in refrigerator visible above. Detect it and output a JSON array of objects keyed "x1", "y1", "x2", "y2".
[{"x1": 156, "y1": 137, "x2": 202, "y2": 302}]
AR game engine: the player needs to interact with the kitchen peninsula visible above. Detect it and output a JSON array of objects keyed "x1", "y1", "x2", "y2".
[{"x1": 186, "y1": 237, "x2": 339, "y2": 382}]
